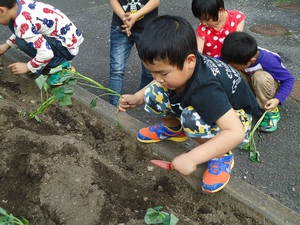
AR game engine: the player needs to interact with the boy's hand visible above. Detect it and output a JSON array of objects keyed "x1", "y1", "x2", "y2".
[
  {"x1": 123, "y1": 13, "x2": 139, "y2": 27},
  {"x1": 122, "y1": 13, "x2": 140, "y2": 37},
  {"x1": 172, "y1": 153, "x2": 197, "y2": 176},
  {"x1": 264, "y1": 98, "x2": 280, "y2": 111},
  {"x1": 7, "y1": 62, "x2": 31, "y2": 75},
  {"x1": 122, "y1": 13, "x2": 133, "y2": 36},
  {"x1": 117, "y1": 94, "x2": 140, "y2": 112}
]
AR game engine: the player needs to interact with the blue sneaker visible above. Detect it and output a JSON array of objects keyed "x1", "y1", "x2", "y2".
[
  {"x1": 201, "y1": 151, "x2": 234, "y2": 193},
  {"x1": 137, "y1": 123, "x2": 188, "y2": 143}
]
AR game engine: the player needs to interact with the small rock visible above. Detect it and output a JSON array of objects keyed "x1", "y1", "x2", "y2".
[
  {"x1": 44, "y1": 173, "x2": 51, "y2": 180},
  {"x1": 147, "y1": 165, "x2": 155, "y2": 171}
]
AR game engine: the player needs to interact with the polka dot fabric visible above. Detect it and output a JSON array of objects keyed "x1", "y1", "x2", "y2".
[{"x1": 196, "y1": 10, "x2": 245, "y2": 57}]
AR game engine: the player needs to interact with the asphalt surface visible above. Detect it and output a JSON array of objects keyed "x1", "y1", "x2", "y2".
[{"x1": 0, "y1": 0, "x2": 299, "y2": 218}]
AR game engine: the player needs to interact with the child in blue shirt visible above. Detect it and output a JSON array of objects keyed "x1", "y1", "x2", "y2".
[
  {"x1": 109, "y1": 0, "x2": 160, "y2": 106},
  {"x1": 221, "y1": 31, "x2": 295, "y2": 132}
]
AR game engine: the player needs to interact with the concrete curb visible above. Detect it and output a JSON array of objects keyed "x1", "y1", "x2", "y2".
[{"x1": 2, "y1": 52, "x2": 300, "y2": 225}]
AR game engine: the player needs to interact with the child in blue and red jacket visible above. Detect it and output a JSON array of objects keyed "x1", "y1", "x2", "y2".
[{"x1": 221, "y1": 31, "x2": 295, "y2": 132}]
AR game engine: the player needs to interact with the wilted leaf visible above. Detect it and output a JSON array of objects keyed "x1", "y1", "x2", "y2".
[{"x1": 35, "y1": 75, "x2": 48, "y2": 90}]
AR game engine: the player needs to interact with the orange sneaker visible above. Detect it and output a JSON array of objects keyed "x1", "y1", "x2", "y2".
[
  {"x1": 201, "y1": 151, "x2": 234, "y2": 193},
  {"x1": 137, "y1": 123, "x2": 188, "y2": 143}
]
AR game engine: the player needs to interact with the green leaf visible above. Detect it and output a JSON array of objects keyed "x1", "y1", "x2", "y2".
[
  {"x1": 169, "y1": 213, "x2": 179, "y2": 225},
  {"x1": 49, "y1": 66, "x2": 62, "y2": 74},
  {"x1": 0, "y1": 208, "x2": 7, "y2": 216},
  {"x1": 60, "y1": 72, "x2": 74, "y2": 83},
  {"x1": 35, "y1": 75, "x2": 48, "y2": 90},
  {"x1": 52, "y1": 87, "x2": 73, "y2": 101},
  {"x1": 64, "y1": 77, "x2": 77, "y2": 86},
  {"x1": 90, "y1": 98, "x2": 97, "y2": 108},
  {"x1": 250, "y1": 151, "x2": 260, "y2": 163},
  {"x1": 52, "y1": 86, "x2": 66, "y2": 99},
  {"x1": 153, "y1": 206, "x2": 163, "y2": 211},
  {"x1": 162, "y1": 214, "x2": 171, "y2": 225},
  {"x1": 59, "y1": 94, "x2": 72, "y2": 106},
  {"x1": 144, "y1": 208, "x2": 165, "y2": 224},
  {"x1": 43, "y1": 82, "x2": 50, "y2": 91}
]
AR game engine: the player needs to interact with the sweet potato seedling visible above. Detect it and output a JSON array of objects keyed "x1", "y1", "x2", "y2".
[
  {"x1": 0, "y1": 207, "x2": 29, "y2": 225},
  {"x1": 240, "y1": 111, "x2": 267, "y2": 162},
  {"x1": 31, "y1": 62, "x2": 121, "y2": 123},
  {"x1": 144, "y1": 206, "x2": 179, "y2": 225}
]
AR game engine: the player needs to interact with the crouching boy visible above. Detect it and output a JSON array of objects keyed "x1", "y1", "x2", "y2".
[
  {"x1": 221, "y1": 31, "x2": 295, "y2": 132},
  {"x1": 118, "y1": 15, "x2": 262, "y2": 193}
]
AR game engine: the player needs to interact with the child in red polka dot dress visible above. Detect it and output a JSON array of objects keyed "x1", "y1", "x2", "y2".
[{"x1": 192, "y1": 0, "x2": 245, "y2": 57}]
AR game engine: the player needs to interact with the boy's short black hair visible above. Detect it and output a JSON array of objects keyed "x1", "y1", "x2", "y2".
[
  {"x1": 221, "y1": 32, "x2": 258, "y2": 65},
  {"x1": 137, "y1": 15, "x2": 198, "y2": 70},
  {"x1": 192, "y1": 0, "x2": 225, "y2": 21},
  {"x1": 0, "y1": 0, "x2": 16, "y2": 8}
]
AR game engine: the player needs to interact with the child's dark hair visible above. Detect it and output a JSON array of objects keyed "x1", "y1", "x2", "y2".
[
  {"x1": 221, "y1": 32, "x2": 258, "y2": 65},
  {"x1": 192, "y1": 0, "x2": 225, "y2": 21},
  {"x1": 137, "y1": 15, "x2": 198, "y2": 70},
  {"x1": 0, "y1": 0, "x2": 16, "y2": 8}
]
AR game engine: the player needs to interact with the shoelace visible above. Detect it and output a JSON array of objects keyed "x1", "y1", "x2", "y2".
[
  {"x1": 152, "y1": 123, "x2": 162, "y2": 129},
  {"x1": 207, "y1": 160, "x2": 229, "y2": 175}
]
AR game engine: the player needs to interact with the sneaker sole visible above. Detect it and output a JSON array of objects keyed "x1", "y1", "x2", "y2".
[
  {"x1": 202, "y1": 159, "x2": 235, "y2": 193},
  {"x1": 137, "y1": 136, "x2": 188, "y2": 143},
  {"x1": 259, "y1": 116, "x2": 280, "y2": 133},
  {"x1": 259, "y1": 126, "x2": 278, "y2": 132}
]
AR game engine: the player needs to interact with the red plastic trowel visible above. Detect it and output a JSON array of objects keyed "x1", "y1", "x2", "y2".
[{"x1": 149, "y1": 160, "x2": 172, "y2": 171}]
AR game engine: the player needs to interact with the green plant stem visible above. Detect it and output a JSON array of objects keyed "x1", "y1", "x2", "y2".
[
  {"x1": 29, "y1": 96, "x2": 56, "y2": 118},
  {"x1": 3, "y1": 215, "x2": 25, "y2": 225},
  {"x1": 74, "y1": 72, "x2": 121, "y2": 97}
]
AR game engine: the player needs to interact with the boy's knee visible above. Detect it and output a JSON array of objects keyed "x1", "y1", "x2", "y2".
[
  {"x1": 144, "y1": 82, "x2": 172, "y2": 116},
  {"x1": 181, "y1": 106, "x2": 219, "y2": 139},
  {"x1": 252, "y1": 70, "x2": 275, "y2": 85}
]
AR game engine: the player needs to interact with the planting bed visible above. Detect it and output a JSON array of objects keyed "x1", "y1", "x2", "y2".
[{"x1": 0, "y1": 68, "x2": 272, "y2": 225}]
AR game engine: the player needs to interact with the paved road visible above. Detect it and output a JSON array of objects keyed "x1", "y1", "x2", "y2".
[{"x1": 0, "y1": 0, "x2": 299, "y2": 214}]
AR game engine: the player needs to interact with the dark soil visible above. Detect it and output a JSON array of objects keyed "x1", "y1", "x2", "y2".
[{"x1": 0, "y1": 68, "x2": 273, "y2": 225}]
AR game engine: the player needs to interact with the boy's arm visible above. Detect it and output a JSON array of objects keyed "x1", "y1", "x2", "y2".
[
  {"x1": 109, "y1": 0, "x2": 132, "y2": 36},
  {"x1": 0, "y1": 43, "x2": 11, "y2": 56},
  {"x1": 110, "y1": 0, "x2": 126, "y2": 19},
  {"x1": 172, "y1": 108, "x2": 245, "y2": 176}
]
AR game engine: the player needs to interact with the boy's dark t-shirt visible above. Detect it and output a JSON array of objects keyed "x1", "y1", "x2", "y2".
[
  {"x1": 112, "y1": 0, "x2": 158, "y2": 33},
  {"x1": 170, "y1": 53, "x2": 261, "y2": 125}
]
